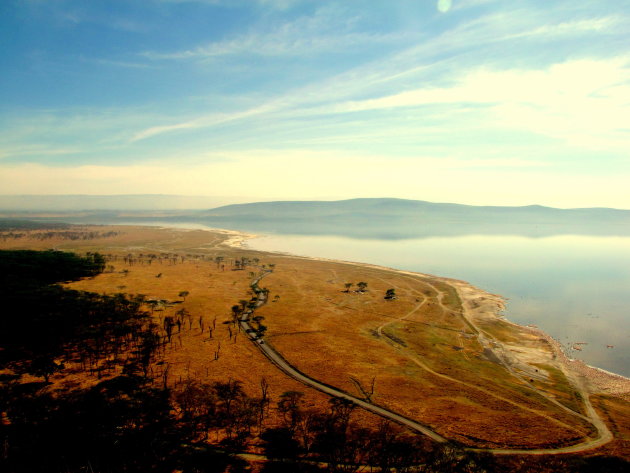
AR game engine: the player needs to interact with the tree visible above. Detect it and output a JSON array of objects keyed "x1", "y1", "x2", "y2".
[
  {"x1": 344, "y1": 283, "x2": 353, "y2": 293},
  {"x1": 349, "y1": 376, "x2": 375, "y2": 402},
  {"x1": 172, "y1": 380, "x2": 217, "y2": 438},
  {"x1": 176, "y1": 308, "x2": 192, "y2": 329},
  {"x1": 384, "y1": 288, "x2": 396, "y2": 300},
  {"x1": 29, "y1": 356, "x2": 64, "y2": 383},
  {"x1": 356, "y1": 282, "x2": 368, "y2": 292},
  {"x1": 164, "y1": 316, "x2": 176, "y2": 341},
  {"x1": 213, "y1": 379, "x2": 244, "y2": 417},
  {"x1": 277, "y1": 391, "x2": 304, "y2": 429},
  {"x1": 258, "y1": 377, "x2": 270, "y2": 428},
  {"x1": 178, "y1": 290, "x2": 189, "y2": 301}
]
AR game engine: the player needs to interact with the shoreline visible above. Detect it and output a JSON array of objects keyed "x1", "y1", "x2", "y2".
[
  {"x1": 49, "y1": 221, "x2": 627, "y2": 395},
  {"x1": 3, "y1": 222, "x2": 628, "y2": 454},
  {"x1": 535, "y1": 328, "x2": 630, "y2": 399},
  {"x1": 228, "y1": 228, "x2": 630, "y2": 395}
]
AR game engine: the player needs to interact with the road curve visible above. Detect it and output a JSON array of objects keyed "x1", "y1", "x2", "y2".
[
  {"x1": 241, "y1": 270, "x2": 612, "y2": 455},
  {"x1": 242, "y1": 272, "x2": 448, "y2": 443},
  {"x1": 244, "y1": 318, "x2": 449, "y2": 443}
]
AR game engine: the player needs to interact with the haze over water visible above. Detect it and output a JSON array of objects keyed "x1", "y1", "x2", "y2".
[{"x1": 245, "y1": 230, "x2": 630, "y2": 377}]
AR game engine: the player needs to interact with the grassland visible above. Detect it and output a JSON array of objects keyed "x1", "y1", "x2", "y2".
[{"x1": 1, "y1": 223, "x2": 628, "y2": 457}]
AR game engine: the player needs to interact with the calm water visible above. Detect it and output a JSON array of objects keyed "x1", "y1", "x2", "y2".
[
  {"x1": 246, "y1": 232, "x2": 630, "y2": 377},
  {"x1": 104, "y1": 219, "x2": 630, "y2": 377}
]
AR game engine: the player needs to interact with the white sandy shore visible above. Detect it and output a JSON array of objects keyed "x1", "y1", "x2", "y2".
[
  {"x1": 118, "y1": 222, "x2": 259, "y2": 249},
  {"x1": 213, "y1": 228, "x2": 258, "y2": 248},
  {"x1": 224, "y1": 227, "x2": 630, "y2": 398}
]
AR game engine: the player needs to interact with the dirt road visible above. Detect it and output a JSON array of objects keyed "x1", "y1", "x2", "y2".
[{"x1": 240, "y1": 269, "x2": 613, "y2": 455}]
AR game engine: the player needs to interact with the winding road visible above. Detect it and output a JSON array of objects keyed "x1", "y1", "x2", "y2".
[{"x1": 239, "y1": 269, "x2": 612, "y2": 455}]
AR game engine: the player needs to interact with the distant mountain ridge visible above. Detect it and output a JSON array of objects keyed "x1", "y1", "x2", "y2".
[
  {"x1": 2, "y1": 197, "x2": 628, "y2": 239},
  {"x1": 200, "y1": 198, "x2": 630, "y2": 223}
]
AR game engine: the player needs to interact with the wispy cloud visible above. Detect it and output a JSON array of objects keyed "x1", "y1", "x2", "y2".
[
  {"x1": 3, "y1": 0, "x2": 629, "y2": 206},
  {"x1": 156, "y1": 0, "x2": 311, "y2": 9},
  {"x1": 129, "y1": 102, "x2": 280, "y2": 142},
  {"x1": 0, "y1": 144, "x2": 85, "y2": 160},
  {"x1": 144, "y1": 5, "x2": 408, "y2": 60},
  {"x1": 506, "y1": 17, "x2": 620, "y2": 39},
  {"x1": 86, "y1": 58, "x2": 155, "y2": 69},
  {"x1": 145, "y1": 30, "x2": 400, "y2": 60},
  {"x1": 130, "y1": 49, "x2": 630, "y2": 155},
  {"x1": 130, "y1": 120, "x2": 204, "y2": 142},
  {"x1": 336, "y1": 57, "x2": 630, "y2": 110}
]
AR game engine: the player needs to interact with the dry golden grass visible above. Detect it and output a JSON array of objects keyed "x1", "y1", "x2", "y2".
[
  {"x1": 590, "y1": 394, "x2": 630, "y2": 458},
  {"x1": 1, "y1": 224, "x2": 627, "y2": 454},
  {"x1": 255, "y1": 258, "x2": 597, "y2": 448}
]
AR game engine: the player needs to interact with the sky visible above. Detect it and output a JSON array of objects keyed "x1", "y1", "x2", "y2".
[{"x1": 0, "y1": 0, "x2": 629, "y2": 208}]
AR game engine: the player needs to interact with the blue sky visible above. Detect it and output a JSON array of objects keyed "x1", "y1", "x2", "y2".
[{"x1": 1, "y1": 0, "x2": 628, "y2": 208}]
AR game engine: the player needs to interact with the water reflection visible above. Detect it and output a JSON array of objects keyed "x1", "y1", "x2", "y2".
[{"x1": 192, "y1": 219, "x2": 630, "y2": 240}]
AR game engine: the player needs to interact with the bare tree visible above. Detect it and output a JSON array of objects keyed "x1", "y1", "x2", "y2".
[
  {"x1": 349, "y1": 376, "x2": 376, "y2": 402},
  {"x1": 278, "y1": 391, "x2": 304, "y2": 429},
  {"x1": 258, "y1": 377, "x2": 270, "y2": 429}
]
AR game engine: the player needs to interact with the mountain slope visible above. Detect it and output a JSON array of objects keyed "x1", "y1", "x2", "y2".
[{"x1": 199, "y1": 198, "x2": 630, "y2": 224}]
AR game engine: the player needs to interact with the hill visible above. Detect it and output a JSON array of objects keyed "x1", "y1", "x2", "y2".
[
  {"x1": 193, "y1": 198, "x2": 630, "y2": 239},
  {"x1": 201, "y1": 198, "x2": 629, "y2": 222},
  {"x1": 2, "y1": 198, "x2": 629, "y2": 239}
]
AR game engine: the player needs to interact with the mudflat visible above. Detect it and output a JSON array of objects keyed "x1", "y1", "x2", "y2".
[{"x1": 1, "y1": 224, "x2": 628, "y2": 456}]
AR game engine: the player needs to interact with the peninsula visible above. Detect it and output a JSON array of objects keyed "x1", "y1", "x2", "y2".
[{"x1": 1, "y1": 223, "x2": 628, "y2": 470}]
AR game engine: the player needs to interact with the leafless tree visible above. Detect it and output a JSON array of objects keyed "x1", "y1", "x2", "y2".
[{"x1": 349, "y1": 376, "x2": 376, "y2": 402}]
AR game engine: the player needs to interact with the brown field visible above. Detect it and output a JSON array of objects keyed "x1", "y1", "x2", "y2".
[{"x1": 2, "y1": 224, "x2": 628, "y2": 456}]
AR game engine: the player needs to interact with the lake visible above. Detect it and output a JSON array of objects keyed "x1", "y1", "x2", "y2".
[
  {"x1": 94, "y1": 218, "x2": 630, "y2": 378},
  {"x1": 244, "y1": 231, "x2": 630, "y2": 377}
]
